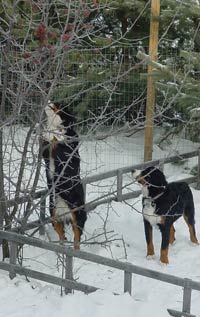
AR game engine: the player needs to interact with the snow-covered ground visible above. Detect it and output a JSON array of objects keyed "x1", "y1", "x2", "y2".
[
  {"x1": 0, "y1": 127, "x2": 200, "y2": 317},
  {"x1": 80, "y1": 127, "x2": 200, "y2": 175}
]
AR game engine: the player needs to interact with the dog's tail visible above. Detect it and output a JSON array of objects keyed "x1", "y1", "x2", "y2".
[
  {"x1": 181, "y1": 183, "x2": 198, "y2": 244},
  {"x1": 182, "y1": 183, "x2": 195, "y2": 224},
  {"x1": 76, "y1": 207, "x2": 87, "y2": 236}
]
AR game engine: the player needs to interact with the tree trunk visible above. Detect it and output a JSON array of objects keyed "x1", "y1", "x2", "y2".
[{"x1": 0, "y1": 50, "x2": 10, "y2": 259}]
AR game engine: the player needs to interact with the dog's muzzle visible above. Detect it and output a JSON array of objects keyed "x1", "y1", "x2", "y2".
[
  {"x1": 132, "y1": 169, "x2": 146, "y2": 185},
  {"x1": 48, "y1": 100, "x2": 59, "y2": 113},
  {"x1": 132, "y1": 169, "x2": 141, "y2": 179}
]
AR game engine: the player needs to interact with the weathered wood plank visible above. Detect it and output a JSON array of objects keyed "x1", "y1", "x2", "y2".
[
  {"x1": 39, "y1": 197, "x2": 46, "y2": 235},
  {"x1": 0, "y1": 261, "x2": 97, "y2": 294},
  {"x1": 65, "y1": 255, "x2": 73, "y2": 294},
  {"x1": 167, "y1": 309, "x2": 196, "y2": 317},
  {"x1": 117, "y1": 169, "x2": 123, "y2": 202},
  {"x1": 182, "y1": 279, "x2": 192, "y2": 314},
  {"x1": 10, "y1": 173, "x2": 198, "y2": 234},
  {"x1": 124, "y1": 271, "x2": 132, "y2": 294},
  {"x1": 9, "y1": 242, "x2": 17, "y2": 279},
  {"x1": 82, "y1": 169, "x2": 118, "y2": 184},
  {"x1": 4, "y1": 150, "x2": 199, "y2": 213},
  {"x1": 6, "y1": 189, "x2": 48, "y2": 208},
  {"x1": 144, "y1": 0, "x2": 160, "y2": 162},
  {"x1": 0, "y1": 230, "x2": 200, "y2": 292},
  {"x1": 97, "y1": 150, "x2": 199, "y2": 178}
]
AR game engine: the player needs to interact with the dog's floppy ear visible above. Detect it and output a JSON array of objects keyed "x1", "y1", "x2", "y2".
[
  {"x1": 54, "y1": 101, "x2": 76, "y2": 125},
  {"x1": 142, "y1": 166, "x2": 167, "y2": 187},
  {"x1": 154, "y1": 169, "x2": 167, "y2": 187}
]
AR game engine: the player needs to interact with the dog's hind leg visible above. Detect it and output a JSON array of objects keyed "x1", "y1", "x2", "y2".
[
  {"x1": 71, "y1": 212, "x2": 81, "y2": 250},
  {"x1": 169, "y1": 224, "x2": 176, "y2": 244},
  {"x1": 52, "y1": 220, "x2": 66, "y2": 240},
  {"x1": 183, "y1": 215, "x2": 199, "y2": 244},
  {"x1": 51, "y1": 209, "x2": 66, "y2": 241},
  {"x1": 143, "y1": 219, "x2": 155, "y2": 257},
  {"x1": 159, "y1": 224, "x2": 171, "y2": 264}
]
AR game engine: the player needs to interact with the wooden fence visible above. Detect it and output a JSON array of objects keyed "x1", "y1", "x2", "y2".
[
  {"x1": 0, "y1": 230, "x2": 199, "y2": 317},
  {"x1": 6, "y1": 149, "x2": 200, "y2": 235},
  {"x1": 1, "y1": 149, "x2": 200, "y2": 316},
  {"x1": 83, "y1": 149, "x2": 200, "y2": 206}
]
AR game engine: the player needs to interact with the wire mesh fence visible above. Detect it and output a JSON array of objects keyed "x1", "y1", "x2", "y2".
[{"x1": 0, "y1": 44, "x2": 199, "y2": 179}]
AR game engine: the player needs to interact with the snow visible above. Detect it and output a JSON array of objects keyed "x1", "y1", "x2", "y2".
[{"x1": 0, "y1": 127, "x2": 200, "y2": 317}]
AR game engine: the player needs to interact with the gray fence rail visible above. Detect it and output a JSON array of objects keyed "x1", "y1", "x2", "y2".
[
  {"x1": 6, "y1": 149, "x2": 200, "y2": 235},
  {"x1": 6, "y1": 150, "x2": 200, "y2": 210},
  {"x1": 0, "y1": 230, "x2": 199, "y2": 317},
  {"x1": 1, "y1": 150, "x2": 200, "y2": 316}
]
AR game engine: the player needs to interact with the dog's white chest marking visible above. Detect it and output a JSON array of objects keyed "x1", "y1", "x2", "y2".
[
  {"x1": 143, "y1": 198, "x2": 162, "y2": 226},
  {"x1": 43, "y1": 104, "x2": 65, "y2": 142},
  {"x1": 55, "y1": 196, "x2": 72, "y2": 223},
  {"x1": 142, "y1": 186, "x2": 149, "y2": 198}
]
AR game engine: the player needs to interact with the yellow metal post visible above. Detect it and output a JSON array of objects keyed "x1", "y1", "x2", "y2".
[{"x1": 144, "y1": 0, "x2": 160, "y2": 162}]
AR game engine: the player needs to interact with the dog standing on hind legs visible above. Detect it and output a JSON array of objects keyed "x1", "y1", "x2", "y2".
[
  {"x1": 42, "y1": 101, "x2": 87, "y2": 249},
  {"x1": 132, "y1": 166, "x2": 199, "y2": 264}
]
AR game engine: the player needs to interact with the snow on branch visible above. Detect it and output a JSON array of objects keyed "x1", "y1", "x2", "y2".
[{"x1": 136, "y1": 50, "x2": 183, "y2": 84}]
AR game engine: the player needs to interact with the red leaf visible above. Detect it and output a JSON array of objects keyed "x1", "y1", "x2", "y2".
[
  {"x1": 66, "y1": 24, "x2": 73, "y2": 31},
  {"x1": 48, "y1": 32, "x2": 58, "y2": 40},
  {"x1": 22, "y1": 52, "x2": 32, "y2": 59},
  {"x1": 83, "y1": 11, "x2": 90, "y2": 18},
  {"x1": 62, "y1": 33, "x2": 71, "y2": 42}
]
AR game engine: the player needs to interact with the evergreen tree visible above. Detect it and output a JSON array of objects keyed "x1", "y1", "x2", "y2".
[
  {"x1": 149, "y1": 1, "x2": 200, "y2": 141},
  {"x1": 1, "y1": 0, "x2": 200, "y2": 133},
  {"x1": 132, "y1": 0, "x2": 200, "y2": 144}
]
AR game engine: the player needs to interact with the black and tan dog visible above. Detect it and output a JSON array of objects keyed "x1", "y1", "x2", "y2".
[
  {"x1": 42, "y1": 101, "x2": 87, "y2": 249},
  {"x1": 132, "y1": 166, "x2": 198, "y2": 263}
]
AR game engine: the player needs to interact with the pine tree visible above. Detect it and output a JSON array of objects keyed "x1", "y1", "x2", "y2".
[
  {"x1": 135, "y1": 0, "x2": 200, "y2": 142},
  {"x1": 1, "y1": 0, "x2": 200, "y2": 131}
]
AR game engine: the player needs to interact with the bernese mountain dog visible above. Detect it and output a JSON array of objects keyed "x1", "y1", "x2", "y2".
[
  {"x1": 41, "y1": 101, "x2": 87, "y2": 249},
  {"x1": 132, "y1": 166, "x2": 198, "y2": 264}
]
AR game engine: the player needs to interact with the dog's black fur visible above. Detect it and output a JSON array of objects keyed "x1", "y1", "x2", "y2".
[
  {"x1": 132, "y1": 166, "x2": 198, "y2": 263},
  {"x1": 42, "y1": 101, "x2": 87, "y2": 249}
]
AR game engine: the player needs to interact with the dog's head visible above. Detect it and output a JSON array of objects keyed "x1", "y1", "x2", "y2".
[
  {"x1": 43, "y1": 101, "x2": 76, "y2": 142},
  {"x1": 132, "y1": 166, "x2": 167, "y2": 196},
  {"x1": 45, "y1": 101, "x2": 75, "y2": 127}
]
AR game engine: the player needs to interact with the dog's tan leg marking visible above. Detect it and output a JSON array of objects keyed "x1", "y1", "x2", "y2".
[
  {"x1": 147, "y1": 243, "x2": 155, "y2": 257},
  {"x1": 183, "y1": 215, "x2": 199, "y2": 244},
  {"x1": 51, "y1": 209, "x2": 66, "y2": 240},
  {"x1": 169, "y1": 224, "x2": 176, "y2": 244},
  {"x1": 71, "y1": 212, "x2": 81, "y2": 250},
  {"x1": 160, "y1": 216, "x2": 166, "y2": 225},
  {"x1": 147, "y1": 229, "x2": 155, "y2": 257},
  {"x1": 160, "y1": 248, "x2": 169, "y2": 264}
]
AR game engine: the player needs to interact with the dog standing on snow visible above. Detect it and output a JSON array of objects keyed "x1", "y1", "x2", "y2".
[
  {"x1": 132, "y1": 166, "x2": 198, "y2": 264},
  {"x1": 42, "y1": 101, "x2": 87, "y2": 249}
]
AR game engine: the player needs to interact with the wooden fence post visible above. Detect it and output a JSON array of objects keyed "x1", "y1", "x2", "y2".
[
  {"x1": 144, "y1": 0, "x2": 160, "y2": 162},
  {"x1": 182, "y1": 279, "x2": 192, "y2": 314},
  {"x1": 124, "y1": 271, "x2": 132, "y2": 294},
  {"x1": 168, "y1": 278, "x2": 195, "y2": 317},
  {"x1": 9, "y1": 241, "x2": 17, "y2": 279},
  {"x1": 117, "y1": 169, "x2": 123, "y2": 202},
  {"x1": 65, "y1": 254, "x2": 73, "y2": 294}
]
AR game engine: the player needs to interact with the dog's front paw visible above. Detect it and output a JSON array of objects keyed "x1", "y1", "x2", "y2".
[
  {"x1": 159, "y1": 261, "x2": 169, "y2": 267},
  {"x1": 189, "y1": 240, "x2": 199, "y2": 247},
  {"x1": 147, "y1": 254, "x2": 156, "y2": 260},
  {"x1": 160, "y1": 256, "x2": 169, "y2": 265}
]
